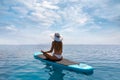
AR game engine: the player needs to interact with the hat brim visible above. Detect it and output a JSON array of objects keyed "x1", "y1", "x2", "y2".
[{"x1": 50, "y1": 34, "x2": 63, "y2": 42}]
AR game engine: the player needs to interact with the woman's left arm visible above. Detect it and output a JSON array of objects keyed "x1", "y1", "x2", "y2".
[{"x1": 41, "y1": 41, "x2": 54, "y2": 53}]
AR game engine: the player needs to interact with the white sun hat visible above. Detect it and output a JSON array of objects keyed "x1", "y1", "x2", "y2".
[{"x1": 50, "y1": 33, "x2": 63, "y2": 42}]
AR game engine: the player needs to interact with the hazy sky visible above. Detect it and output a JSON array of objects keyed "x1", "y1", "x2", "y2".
[{"x1": 0, "y1": 0, "x2": 120, "y2": 45}]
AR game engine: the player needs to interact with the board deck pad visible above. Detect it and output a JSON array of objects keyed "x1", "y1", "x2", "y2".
[{"x1": 37, "y1": 54, "x2": 78, "y2": 65}]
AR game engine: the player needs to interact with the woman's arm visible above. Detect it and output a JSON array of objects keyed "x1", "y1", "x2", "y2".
[{"x1": 41, "y1": 41, "x2": 54, "y2": 53}]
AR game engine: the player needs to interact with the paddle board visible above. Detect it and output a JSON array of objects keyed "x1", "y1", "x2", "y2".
[{"x1": 34, "y1": 52, "x2": 93, "y2": 75}]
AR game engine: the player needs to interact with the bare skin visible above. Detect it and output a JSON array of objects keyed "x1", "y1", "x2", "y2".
[{"x1": 41, "y1": 41, "x2": 63, "y2": 61}]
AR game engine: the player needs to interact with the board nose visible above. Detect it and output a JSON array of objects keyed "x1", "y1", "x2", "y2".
[{"x1": 34, "y1": 52, "x2": 42, "y2": 56}]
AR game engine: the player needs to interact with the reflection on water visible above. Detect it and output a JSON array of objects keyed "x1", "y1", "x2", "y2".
[
  {"x1": 45, "y1": 63, "x2": 65, "y2": 80},
  {"x1": 34, "y1": 55, "x2": 65, "y2": 80}
]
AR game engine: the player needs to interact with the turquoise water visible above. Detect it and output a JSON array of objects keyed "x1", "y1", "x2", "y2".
[{"x1": 0, "y1": 45, "x2": 120, "y2": 80}]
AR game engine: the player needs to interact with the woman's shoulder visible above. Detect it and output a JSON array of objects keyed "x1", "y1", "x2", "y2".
[
  {"x1": 52, "y1": 41, "x2": 62, "y2": 43},
  {"x1": 52, "y1": 41, "x2": 62, "y2": 45}
]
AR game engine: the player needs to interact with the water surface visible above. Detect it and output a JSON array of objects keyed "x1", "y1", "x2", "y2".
[{"x1": 0, "y1": 45, "x2": 120, "y2": 80}]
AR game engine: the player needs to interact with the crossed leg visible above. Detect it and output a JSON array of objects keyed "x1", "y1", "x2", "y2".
[{"x1": 41, "y1": 50, "x2": 58, "y2": 61}]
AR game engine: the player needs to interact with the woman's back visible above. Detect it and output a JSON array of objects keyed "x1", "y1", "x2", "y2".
[{"x1": 53, "y1": 41, "x2": 62, "y2": 55}]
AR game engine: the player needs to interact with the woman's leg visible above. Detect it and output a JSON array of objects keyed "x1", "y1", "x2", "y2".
[{"x1": 41, "y1": 50, "x2": 57, "y2": 61}]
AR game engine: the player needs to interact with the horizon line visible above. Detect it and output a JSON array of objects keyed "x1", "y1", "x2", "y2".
[{"x1": 0, "y1": 43, "x2": 120, "y2": 46}]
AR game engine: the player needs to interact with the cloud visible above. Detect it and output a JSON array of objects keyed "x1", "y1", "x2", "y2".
[
  {"x1": 76, "y1": 17, "x2": 88, "y2": 24},
  {"x1": 40, "y1": 1, "x2": 59, "y2": 9},
  {"x1": 80, "y1": 0, "x2": 120, "y2": 24},
  {"x1": 0, "y1": 23, "x2": 18, "y2": 34},
  {"x1": 0, "y1": 0, "x2": 120, "y2": 44},
  {"x1": 11, "y1": 6, "x2": 28, "y2": 16},
  {"x1": 5, "y1": 25, "x2": 18, "y2": 32}
]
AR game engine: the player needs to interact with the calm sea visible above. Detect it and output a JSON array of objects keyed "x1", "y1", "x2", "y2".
[{"x1": 0, "y1": 45, "x2": 120, "y2": 80}]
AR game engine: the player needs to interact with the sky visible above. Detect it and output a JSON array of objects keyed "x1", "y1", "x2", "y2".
[{"x1": 0, "y1": 0, "x2": 120, "y2": 45}]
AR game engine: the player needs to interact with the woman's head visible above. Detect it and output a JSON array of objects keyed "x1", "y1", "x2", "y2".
[{"x1": 51, "y1": 33, "x2": 63, "y2": 42}]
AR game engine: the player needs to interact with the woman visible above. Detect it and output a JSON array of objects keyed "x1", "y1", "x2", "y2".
[{"x1": 41, "y1": 33, "x2": 63, "y2": 61}]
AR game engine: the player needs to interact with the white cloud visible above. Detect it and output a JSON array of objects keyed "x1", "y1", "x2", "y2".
[
  {"x1": 62, "y1": 27, "x2": 74, "y2": 32},
  {"x1": 80, "y1": 0, "x2": 120, "y2": 23},
  {"x1": 16, "y1": 0, "x2": 61, "y2": 28},
  {"x1": 11, "y1": 6, "x2": 28, "y2": 15},
  {"x1": 5, "y1": 25, "x2": 18, "y2": 32},
  {"x1": 76, "y1": 17, "x2": 88, "y2": 24},
  {"x1": 0, "y1": 0, "x2": 120, "y2": 44},
  {"x1": 0, "y1": 24, "x2": 18, "y2": 33},
  {"x1": 41, "y1": 1, "x2": 59, "y2": 10}
]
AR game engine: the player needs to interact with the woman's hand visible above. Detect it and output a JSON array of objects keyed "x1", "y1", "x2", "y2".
[{"x1": 41, "y1": 50, "x2": 45, "y2": 53}]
